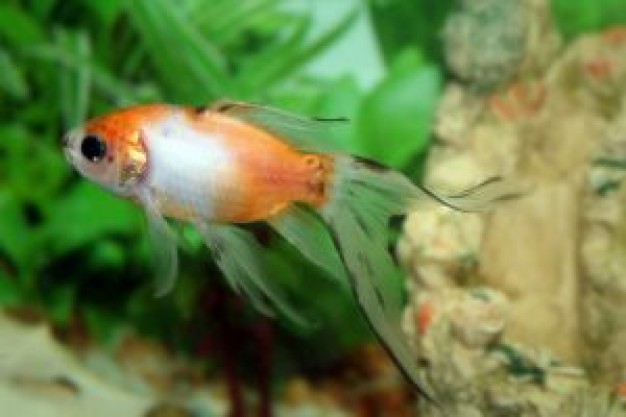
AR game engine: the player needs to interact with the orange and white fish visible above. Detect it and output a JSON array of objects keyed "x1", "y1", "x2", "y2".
[{"x1": 62, "y1": 100, "x2": 512, "y2": 402}]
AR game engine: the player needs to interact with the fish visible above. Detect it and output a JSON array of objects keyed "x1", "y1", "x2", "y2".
[{"x1": 62, "y1": 100, "x2": 517, "y2": 403}]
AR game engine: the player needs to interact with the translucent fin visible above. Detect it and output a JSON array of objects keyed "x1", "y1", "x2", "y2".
[
  {"x1": 420, "y1": 176, "x2": 529, "y2": 212},
  {"x1": 320, "y1": 156, "x2": 438, "y2": 402},
  {"x1": 208, "y1": 99, "x2": 347, "y2": 152},
  {"x1": 197, "y1": 222, "x2": 309, "y2": 326},
  {"x1": 138, "y1": 189, "x2": 179, "y2": 297},
  {"x1": 267, "y1": 204, "x2": 349, "y2": 291}
]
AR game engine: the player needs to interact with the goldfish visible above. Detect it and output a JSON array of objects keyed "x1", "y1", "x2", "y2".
[{"x1": 62, "y1": 100, "x2": 514, "y2": 403}]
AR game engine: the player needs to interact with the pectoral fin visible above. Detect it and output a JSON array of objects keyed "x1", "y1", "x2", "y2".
[{"x1": 138, "y1": 189, "x2": 179, "y2": 297}]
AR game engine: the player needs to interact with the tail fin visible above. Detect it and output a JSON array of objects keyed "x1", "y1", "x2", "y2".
[
  {"x1": 319, "y1": 156, "x2": 522, "y2": 402},
  {"x1": 422, "y1": 175, "x2": 528, "y2": 212}
]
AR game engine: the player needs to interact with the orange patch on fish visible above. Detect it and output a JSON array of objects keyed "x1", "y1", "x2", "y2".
[
  {"x1": 182, "y1": 108, "x2": 333, "y2": 222},
  {"x1": 85, "y1": 104, "x2": 171, "y2": 148}
]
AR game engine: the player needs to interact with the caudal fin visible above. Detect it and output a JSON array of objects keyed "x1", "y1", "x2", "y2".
[
  {"x1": 319, "y1": 156, "x2": 437, "y2": 401},
  {"x1": 318, "y1": 156, "x2": 523, "y2": 402}
]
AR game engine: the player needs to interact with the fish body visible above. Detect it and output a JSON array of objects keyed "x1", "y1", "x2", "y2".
[
  {"x1": 63, "y1": 101, "x2": 513, "y2": 404},
  {"x1": 68, "y1": 104, "x2": 330, "y2": 223}
]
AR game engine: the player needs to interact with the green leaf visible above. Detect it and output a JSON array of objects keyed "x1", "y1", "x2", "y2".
[
  {"x1": 0, "y1": 4, "x2": 45, "y2": 46},
  {"x1": 264, "y1": 245, "x2": 368, "y2": 342},
  {"x1": 357, "y1": 48, "x2": 442, "y2": 167},
  {"x1": 83, "y1": 305, "x2": 124, "y2": 344},
  {"x1": 56, "y1": 30, "x2": 92, "y2": 128},
  {"x1": 594, "y1": 157, "x2": 626, "y2": 170},
  {"x1": 311, "y1": 76, "x2": 364, "y2": 154},
  {"x1": 42, "y1": 182, "x2": 141, "y2": 258},
  {"x1": 490, "y1": 343, "x2": 546, "y2": 385},
  {"x1": 0, "y1": 125, "x2": 69, "y2": 203},
  {"x1": 171, "y1": 269, "x2": 203, "y2": 320},
  {"x1": 196, "y1": 0, "x2": 278, "y2": 44},
  {"x1": 84, "y1": 0, "x2": 124, "y2": 29},
  {"x1": 0, "y1": 191, "x2": 30, "y2": 272},
  {"x1": 0, "y1": 49, "x2": 28, "y2": 99},
  {"x1": 242, "y1": 10, "x2": 359, "y2": 93},
  {"x1": 552, "y1": 0, "x2": 626, "y2": 39},
  {"x1": 23, "y1": 44, "x2": 139, "y2": 105},
  {"x1": 0, "y1": 274, "x2": 25, "y2": 307},
  {"x1": 87, "y1": 240, "x2": 126, "y2": 270},
  {"x1": 127, "y1": 0, "x2": 230, "y2": 101},
  {"x1": 29, "y1": 0, "x2": 56, "y2": 21},
  {"x1": 367, "y1": 0, "x2": 455, "y2": 66},
  {"x1": 47, "y1": 285, "x2": 75, "y2": 325}
]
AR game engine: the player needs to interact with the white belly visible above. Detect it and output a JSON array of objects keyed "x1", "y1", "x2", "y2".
[{"x1": 143, "y1": 115, "x2": 234, "y2": 220}]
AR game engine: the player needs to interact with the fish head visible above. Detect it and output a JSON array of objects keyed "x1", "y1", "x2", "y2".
[{"x1": 62, "y1": 105, "x2": 167, "y2": 196}]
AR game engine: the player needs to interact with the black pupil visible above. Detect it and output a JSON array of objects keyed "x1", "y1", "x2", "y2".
[{"x1": 80, "y1": 134, "x2": 107, "y2": 162}]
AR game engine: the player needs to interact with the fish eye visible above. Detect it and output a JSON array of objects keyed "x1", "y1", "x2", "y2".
[{"x1": 80, "y1": 134, "x2": 107, "y2": 163}]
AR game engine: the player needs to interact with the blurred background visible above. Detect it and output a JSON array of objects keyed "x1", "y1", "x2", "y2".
[{"x1": 1, "y1": 0, "x2": 626, "y2": 416}]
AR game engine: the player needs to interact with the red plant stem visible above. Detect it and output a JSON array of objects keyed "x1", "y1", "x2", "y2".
[
  {"x1": 223, "y1": 340, "x2": 245, "y2": 417},
  {"x1": 199, "y1": 285, "x2": 246, "y2": 417},
  {"x1": 255, "y1": 319, "x2": 274, "y2": 417}
]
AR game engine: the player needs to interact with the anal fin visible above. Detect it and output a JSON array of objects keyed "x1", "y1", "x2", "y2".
[
  {"x1": 197, "y1": 222, "x2": 309, "y2": 326},
  {"x1": 268, "y1": 204, "x2": 349, "y2": 291}
]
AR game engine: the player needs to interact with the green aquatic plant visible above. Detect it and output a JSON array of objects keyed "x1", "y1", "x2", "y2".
[
  {"x1": 0, "y1": 0, "x2": 360, "y2": 338},
  {"x1": 3, "y1": 1, "x2": 626, "y2": 407},
  {"x1": 0, "y1": 0, "x2": 447, "y2": 366},
  {"x1": 552, "y1": 0, "x2": 626, "y2": 40}
]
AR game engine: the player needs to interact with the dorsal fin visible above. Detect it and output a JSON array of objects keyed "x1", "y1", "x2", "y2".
[{"x1": 198, "y1": 100, "x2": 348, "y2": 152}]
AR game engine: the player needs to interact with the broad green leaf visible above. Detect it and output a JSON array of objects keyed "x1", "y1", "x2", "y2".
[
  {"x1": 358, "y1": 48, "x2": 442, "y2": 167},
  {"x1": 0, "y1": 49, "x2": 28, "y2": 99},
  {"x1": 311, "y1": 76, "x2": 363, "y2": 154},
  {"x1": 367, "y1": 0, "x2": 455, "y2": 66},
  {"x1": 0, "y1": 4, "x2": 45, "y2": 46},
  {"x1": 42, "y1": 182, "x2": 141, "y2": 257},
  {"x1": 552, "y1": 0, "x2": 626, "y2": 39}
]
